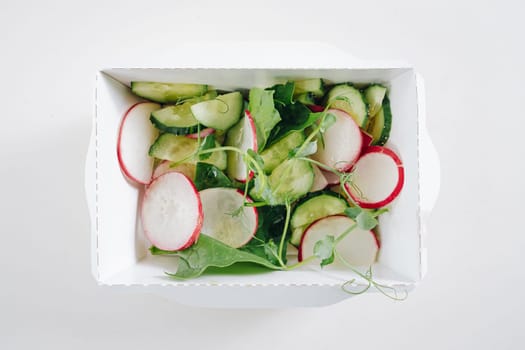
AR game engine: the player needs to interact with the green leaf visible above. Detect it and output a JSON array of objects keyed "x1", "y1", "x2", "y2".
[
  {"x1": 194, "y1": 162, "x2": 233, "y2": 191},
  {"x1": 241, "y1": 205, "x2": 288, "y2": 265},
  {"x1": 270, "y1": 81, "x2": 295, "y2": 106},
  {"x1": 293, "y1": 141, "x2": 317, "y2": 158},
  {"x1": 246, "y1": 149, "x2": 265, "y2": 175},
  {"x1": 198, "y1": 135, "x2": 216, "y2": 160},
  {"x1": 314, "y1": 235, "x2": 336, "y2": 267},
  {"x1": 356, "y1": 210, "x2": 379, "y2": 230},
  {"x1": 320, "y1": 113, "x2": 336, "y2": 132},
  {"x1": 344, "y1": 207, "x2": 362, "y2": 219},
  {"x1": 248, "y1": 88, "x2": 281, "y2": 150},
  {"x1": 268, "y1": 105, "x2": 320, "y2": 145},
  {"x1": 150, "y1": 235, "x2": 281, "y2": 279}
]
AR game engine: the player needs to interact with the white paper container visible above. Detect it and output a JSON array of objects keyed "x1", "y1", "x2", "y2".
[{"x1": 85, "y1": 44, "x2": 439, "y2": 308}]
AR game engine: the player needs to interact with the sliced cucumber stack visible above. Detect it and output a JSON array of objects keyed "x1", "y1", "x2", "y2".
[
  {"x1": 290, "y1": 191, "x2": 348, "y2": 246},
  {"x1": 131, "y1": 82, "x2": 208, "y2": 103},
  {"x1": 149, "y1": 134, "x2": 227, "y2": 170},
  {"x1": 326, "y1": 84, "x2": 368, "y2": 128},
  {"x1": 191, "y1": 91, "x2": 243, "y2": 130}
]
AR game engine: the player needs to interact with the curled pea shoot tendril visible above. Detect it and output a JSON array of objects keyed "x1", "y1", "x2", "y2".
[{"x1": 336, "y1": 251, "x2": 408, "y2": 301}]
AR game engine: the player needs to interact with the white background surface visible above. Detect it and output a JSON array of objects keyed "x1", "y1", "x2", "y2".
[{"x1": 1, "y1": 0, "x2": 524, "y2": 349}]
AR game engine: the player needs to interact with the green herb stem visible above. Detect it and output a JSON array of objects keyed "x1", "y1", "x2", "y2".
[
  {"x1": 277, "y1": 201, "x2": 292, "y2": 268},
  {"x1": 285, "y1": 255, "x2": 317, "y2": 270}
]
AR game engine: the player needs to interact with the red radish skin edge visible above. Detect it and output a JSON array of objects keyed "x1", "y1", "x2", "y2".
[
  {"x1": 141, "y1": 173, "x2": 203, "y2": 251},
  {"x1": 308, "y1": 105, "x2": 324, "y2": 113},
  {"x1": 235, "y1": 110, "x2": 258, "y2": 183},
  {"x1": 117, "y1": 102, "x2": 155, "y2": 185},
  {"x1": 345, "y1": 146, "x2": 405, "y2": 209},
  {"x1": 235, "y1": 189, "x2": 259, "y2": 247},
  {"x1": 297, "y1": 214, "x2": 379, "y2": 262},
  {"x1": 186, "y1": 128, "x2": 215, "y2": 139},
  {"x1": 360, "y1": 130, "x2": 373, "y2": 154}
]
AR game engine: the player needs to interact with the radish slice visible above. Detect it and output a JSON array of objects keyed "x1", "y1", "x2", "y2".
[
  {"x1": 185, "y1": 127, "x2": 215, "y2": 139},
  {"x1": 152, "y1": 160, "x2": 196, "y2": 181},
  {"x1": 311, "y1": 109, "x2": 363, "y2": 171},
  {"x1": 345, "y1": 146, "x2": 404, "y2": 209},
  {"x1": 310, "y1": 164, "x2": 328, "y2": 192},
  {"x1": 321, "y1": 169, "x2": 340, "y2": 185},
  {"x1": 299, "y1": 215, "x2": 378, "y2": 267},
  {"x1": 226, "y1": 111, "x2": 258, "y2": 182},
  {"x1": 141, "y1": 172, "x2": 202, "y2": 251},
  {"x1": 199, "y1": 188, "x2": 258, "y2": 248},
  {"x1": 117, "y1": 102, "x2": 160, "y2": 184}
]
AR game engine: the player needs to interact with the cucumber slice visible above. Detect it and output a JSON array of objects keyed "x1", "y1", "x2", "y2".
[
  {"x1": 150, "y1": 103, "x2": 199, "y2": 135},
  {"x1": 150, "y1": 92, "x2": 218, "y2": 135},
  {"x1": 131, "y1": 82, "x2": 208, "y2": 103},
  {"x1": 368, "y1": 97, "x2": 392, "y2": 146},
  {"x1": 191, "y1": 91, "x2": 243, "y2": 130},
  {"x1": 326, "y1": 84, "x2": 368, "y2": 128},
  {"x1": 290, "y1": 192, "x2": 348, "y2": 246},
  {"x1": 364, "y1": 84, "x2": 387, "y2": 118},
  {"x1": 260, "y1": 131, "x2": 305, "y2": 173},
  {"x1": 293, "y1": 79, "x2": 325, "y2": 97},
  {"x1": 149, "y1": 134, "x2": 227, "y2": 170},
  {"x1": 267, "y1": 158, "x2": 314, "y2": 204},
  {"x1": 295, "y1": 92, "x2": 316, "y2": 105}
]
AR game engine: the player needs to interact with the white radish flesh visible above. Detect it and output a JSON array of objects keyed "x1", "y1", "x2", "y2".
[
  {"x1": 199, "y1": 188, "x2": 258, "y2": 248},
  {"x1": 311, "y1": 109, "x2": 363, "y2": 171},
  {"x1": 345, "y1": 146, "x2": 404, "y2": 209},
  {"x1": 141, "y1": 172, "x2": 202, "y2": 251},
  {"x1": 299, "y1": 215, "x2": 378, "y2": 267},
  {"x1": 117, "y1": 102, "x2": 160, "y2": 184},
  {"x1": 226, "y1": 111, "x2": 258, "y2": 182},
  {"x1": 310, "y1": 164, "x2": 328, "y2": 192}
]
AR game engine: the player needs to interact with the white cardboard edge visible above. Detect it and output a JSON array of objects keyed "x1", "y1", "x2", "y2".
[
  {"x1": 416, "y1": 73, "x2": 440, "y2": 279},
  {"x1": 85, "y1": 45, "x2": 438, "y2": 306}
]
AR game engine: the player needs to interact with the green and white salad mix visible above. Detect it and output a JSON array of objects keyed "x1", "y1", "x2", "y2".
[{"x1": 117, "y1": 79, "x2": 406, "y2": 299}]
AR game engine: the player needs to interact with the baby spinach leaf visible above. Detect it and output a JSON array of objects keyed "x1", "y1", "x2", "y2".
[
  {"x1": 198, "y1": 135, "x2": 216, "y2": 160},
  {"x1": 248, "y1": 88, "x2": 281, "y2": 151},
  {"x1": 194, "y1": 162, "x2": 233, "y2": 191},
  {"x1": 241, "y1": 205, "x2": 288, "y2": 265},
  {"x1": 269, "y1": 81, "x2": 295, "y2": 107},
  {"x1": 150, "y1": 235, "x2": 281, "y2": 279},
  {"x1": 268, "y1": 107, "x2": 321, "y2": 146}
]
